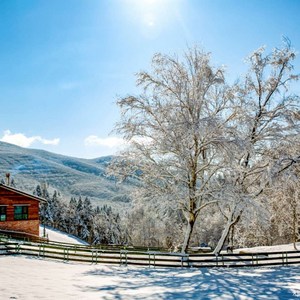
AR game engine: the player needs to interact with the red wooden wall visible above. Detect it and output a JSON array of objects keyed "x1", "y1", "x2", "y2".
[{"x1": 0, "y1": 186, "x2": 41, "y2": 236}]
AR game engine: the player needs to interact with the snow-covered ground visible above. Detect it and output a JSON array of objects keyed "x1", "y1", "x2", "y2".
[
  {"x1": 236, "y1": 242, "x2": 300, "y2": 253},
  {"x1": 0, "y1": 255, "x2": 300, "y2": 299},
  {"x1": 0, "y1": 228, "x2": 298, "y2": 299},
  {"x1": 39, "y1": 225, "x2": 88, "y2": 245}
]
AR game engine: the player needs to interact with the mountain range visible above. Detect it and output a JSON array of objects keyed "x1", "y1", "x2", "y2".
[{"x1": 0, "y1": 141, "x2": 132, "y2": 209}]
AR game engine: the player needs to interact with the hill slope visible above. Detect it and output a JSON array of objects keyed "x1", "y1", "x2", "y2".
[
  {"x1": 0, "y1": 141, "x2": 131, "y2": 207},
  {"x1": 40, "y1": 225, "x2": 88, "y2": 245}
]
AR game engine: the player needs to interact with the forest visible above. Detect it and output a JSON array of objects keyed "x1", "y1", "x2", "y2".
[{"x1": 33, "y1": 184, "x2": 127, "y2": 245}]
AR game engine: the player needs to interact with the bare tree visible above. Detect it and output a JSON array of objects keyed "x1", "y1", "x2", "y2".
[
  {"x1": 213, "y1": 40, "x2": 300, "y2": 254},
  {"x1": 272, "y1": 176, "x2": 300, "y2": 250},
  {"x1": 111, "y1": 41, "x2": 299, "y2": 254},
  {"x1": 266, "y1": 136, "x2": 300, "y2": 249},
  {"x1": 111, "y1": 47, "x2": 235, "y2": 253}
]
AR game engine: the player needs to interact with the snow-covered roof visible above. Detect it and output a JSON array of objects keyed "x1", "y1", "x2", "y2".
[{"x1": 0, "y1": 183, "x2": 47, "y2": 203}]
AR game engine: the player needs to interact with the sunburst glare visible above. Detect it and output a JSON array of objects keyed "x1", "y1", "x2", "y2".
[{"x1": 122, "y1": 0, "x2": 182, "y2": 37}]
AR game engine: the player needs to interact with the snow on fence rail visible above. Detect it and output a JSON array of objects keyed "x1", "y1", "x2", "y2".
[{"x1": 1, "y1": 238, "x2": 300, "y2": 268}]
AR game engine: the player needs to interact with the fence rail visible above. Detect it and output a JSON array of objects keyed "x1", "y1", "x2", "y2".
[{"x1": 1, "y1": 237, "x2": 300, "y2": 268}]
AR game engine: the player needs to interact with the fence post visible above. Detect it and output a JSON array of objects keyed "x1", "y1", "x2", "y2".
[
  {"x1": 120, "y1": 250, "x2": 128, "y2": 266},
  {"x1": 215, "y1": 254, "x2": 218, "y2": 267},
  {"x1": 39, "y1": 244, "x2": 45, "y2": 257},
  {"x1": 180, "y1": 253, "x2": 189, "y2": 268},
  {"x1": 147, "y1": 252, "x2": 156, "y2": 268},
  {"x1": 15, "y1": 243, "x2": 20, "y2": 254},
  {"x1": 64, "y1": 248, "x2": 69, "y2": 262},
  {"x1": 92, "y1": 250, "x2": 99, "y2": 264}
]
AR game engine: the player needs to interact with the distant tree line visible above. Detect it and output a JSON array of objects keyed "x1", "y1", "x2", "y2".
[
  {"x1": 33, "y1": 184, "x2": 128, "y2": 245},
  {"x1": 2, "y1": 173, "x2": 300, "y2": 251}
]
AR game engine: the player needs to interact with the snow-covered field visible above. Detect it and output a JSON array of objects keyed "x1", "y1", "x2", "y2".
[
  {"x1": 1, "y1": 256, "x2": 300, "y2": 299},
  {"x1": 0, "y1": 227, "x2": 299, "y2": 299}
]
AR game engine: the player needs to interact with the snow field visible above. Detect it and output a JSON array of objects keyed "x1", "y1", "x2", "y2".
[
  {"x1": 0, "y1": 226, "x2": 291, "y2": 298},
  {"x1": 1, "y1": 255, "x2": 300, "y2": 299}
]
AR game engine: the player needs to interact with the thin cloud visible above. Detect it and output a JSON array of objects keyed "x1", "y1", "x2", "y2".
[
  {"x1": 0, "y1": 130, "x2": 60, "y2": 148},
  {"x1": 84, "y1": 136, "x2": 126, "y2": 148}
]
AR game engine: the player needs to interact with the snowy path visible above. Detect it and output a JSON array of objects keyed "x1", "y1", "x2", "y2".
[{"x1": 0, "y1": 255, "x2": 300, "y2": 299}]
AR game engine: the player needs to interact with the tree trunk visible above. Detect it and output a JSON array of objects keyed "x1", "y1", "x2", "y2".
[
  {"x1": 181, "y1": 216, "x2": 195, "y2": 253},
  {"x1": 293, "y1": 204, "x2": 298, "y2": 251},
  {"x1": 181, "y1": 183, "x2": 197, "y2": 253},
  {"x1": 229, "y1": 224, "x2": 235, "y2": 248},
  {"x1": 213, "y1": 215, "x2": 240, "y2": 255}
]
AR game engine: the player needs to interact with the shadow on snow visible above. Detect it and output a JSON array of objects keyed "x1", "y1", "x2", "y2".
[{"x1": 77, "y1": 265, "x2": 300, "y2": 299}]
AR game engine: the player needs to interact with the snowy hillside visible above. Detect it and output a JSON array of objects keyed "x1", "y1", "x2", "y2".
[
  {"x1": 39, "y1": 225, "x2": 88, "y2": 245},
  {"x1": 0, "y1": 141, "x2": 133, "y2": 208}
]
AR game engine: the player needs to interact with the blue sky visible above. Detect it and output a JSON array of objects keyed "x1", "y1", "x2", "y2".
[{"x1": 0, "y1": 0, "x2": 299, "y2": 158}]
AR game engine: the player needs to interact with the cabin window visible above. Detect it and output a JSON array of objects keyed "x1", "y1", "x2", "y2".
[
  {"x1": 14, "y1": 206, "x2": 28, "y2": 220},
  {"x1": 0, "y1": 206, "x2": 6, "y2": 221}
]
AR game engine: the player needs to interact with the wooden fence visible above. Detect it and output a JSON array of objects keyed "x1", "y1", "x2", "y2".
[{"x1": 1, "y1": 237, "x2": 300, "y2": 268}]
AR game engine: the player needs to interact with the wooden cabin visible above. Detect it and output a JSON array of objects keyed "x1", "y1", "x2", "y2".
[{"x1": 0, "y1": 183, "x2": 46, "y2": 236}]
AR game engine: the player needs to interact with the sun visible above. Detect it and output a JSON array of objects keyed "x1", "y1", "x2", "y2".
[
  {"x1": 122, "y1": 0, "x2": 181, "y2": 37},
  {"x1": 132, "y1": 0, "x2": 162, "y2": 23},
  {"x1": 144, "y1": 13, "x2": 156, "y2": 27},
  {"x1": 142, "y1": 0, "x2": 159, "y2": 4},
  {"x1": 124, "y1": 0, "x2": 170, "y2": 26}
]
